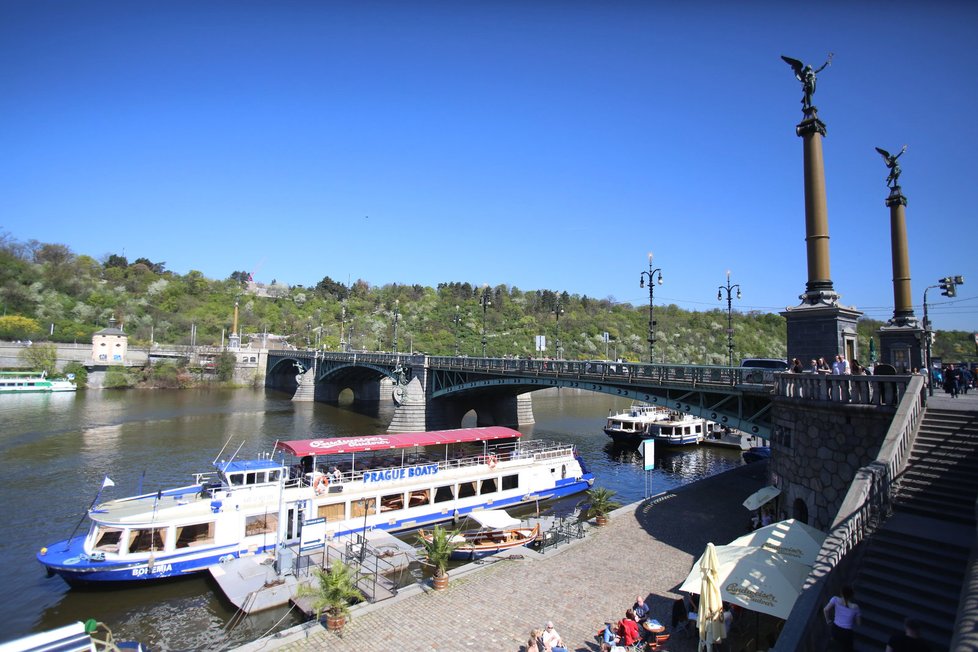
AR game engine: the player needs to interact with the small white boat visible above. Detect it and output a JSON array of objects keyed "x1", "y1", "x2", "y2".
[
  {"x1": 0, "y1": 619, "x2": 147, "y2": 651},
  {"x1": 0, "y1": 371, "x2": 76, "y2": 394},
  {"x1": 603, "y1": 404, "x2": 671, "y2": 445},
  {"x1": 646, "y1": 412, "x2": 709, "y2": 447},
  {"x1": 420, "y1": 509, "x2": 540, "y2": 560}
]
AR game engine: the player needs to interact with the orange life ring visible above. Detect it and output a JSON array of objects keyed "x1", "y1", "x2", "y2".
[{"x1": 487, "y1": 454, "x2": 497, "y2": 470}]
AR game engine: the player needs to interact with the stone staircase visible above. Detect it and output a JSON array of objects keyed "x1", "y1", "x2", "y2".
[{"x1": 852, "y1": 407, "x2": 978, "y2": 651}]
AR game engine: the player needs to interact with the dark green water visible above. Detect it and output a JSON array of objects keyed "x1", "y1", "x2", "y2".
[{"x1": 0, "y1": 388, "x2": 744, "y2": 650}]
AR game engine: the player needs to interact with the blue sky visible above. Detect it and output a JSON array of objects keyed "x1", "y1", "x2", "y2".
[{"x1": 2, "y1": 1, "x2": 976, "y2": 332}]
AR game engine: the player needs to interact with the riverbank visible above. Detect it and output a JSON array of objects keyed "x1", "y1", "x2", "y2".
[{"x1": 235, "y1": 460, "x2": 768, "y2": 652}]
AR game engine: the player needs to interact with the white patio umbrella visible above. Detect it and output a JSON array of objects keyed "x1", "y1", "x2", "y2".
[
  {"x1": 728, "y1": 519, "x2": 826, "y2": 566},
  {"x1": 680, "y1": 544, "x2": 810, "y2": 619},
  {"x1": 742, "y1": 485, "x2": 781, "y2": 511},
  {"x1": 697, "y1": 542, "x2": 726, "y2": 651}
]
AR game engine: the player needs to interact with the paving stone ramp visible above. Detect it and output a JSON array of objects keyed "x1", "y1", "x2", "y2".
[{"x1": 852, "y1": 404, "x2": 978, "y2": 652}]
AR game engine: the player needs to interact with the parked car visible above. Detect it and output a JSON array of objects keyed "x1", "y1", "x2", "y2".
[{"x1": 739, "y1": 358, "x2": 789, "y2": 383}]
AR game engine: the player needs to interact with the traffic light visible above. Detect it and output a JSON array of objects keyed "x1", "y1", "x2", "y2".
[{"x1": 939, "y1": 277, "x2": 956, "y2": 297}]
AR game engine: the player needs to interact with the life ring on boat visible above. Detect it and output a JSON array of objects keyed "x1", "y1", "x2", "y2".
[
  {"x1": 487, "y1": 454, "x2": 497, "y2": 470},
  {"x1": 313, "y1": 473, "x2": 328, "y2": 494}
]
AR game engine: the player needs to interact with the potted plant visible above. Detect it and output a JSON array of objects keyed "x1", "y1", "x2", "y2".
[
  {"x1": 299, "y1": 560, "x2": 364, "y2": 632},
  {"x1": 417, "y1": 524, "x2": 462, "y2": 590},
  {"x1": 582, "y1": 486, "x2": 621, "y2": 526}
]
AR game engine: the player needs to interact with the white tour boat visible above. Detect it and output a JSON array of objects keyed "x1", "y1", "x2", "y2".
[
  {"x1": 0, "y1": 371, "x2": 76, "y2": 394},
  {"x1": 646, "y1": 411, "x2": 712, "y2": 447},
  {"x1": 603, "y1": 404, "x2": 671, "y2": 445},
  {"x1": 37, "y1": 426, "x2": 593, "y2": 584}
]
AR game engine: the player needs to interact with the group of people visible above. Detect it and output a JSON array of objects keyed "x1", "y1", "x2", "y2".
[
  {"x1": 594, "y1": 595, "x2": 669, "y2": 651},
  {"x1": 526, "y1": 621, "x2": 568, "y2": 652},
  {"x1": 940, "y1": 363, "x2": 974, "y2": 398},
  {"x1": 789, "y1": 354, "x2": 870, "y2": 377}
]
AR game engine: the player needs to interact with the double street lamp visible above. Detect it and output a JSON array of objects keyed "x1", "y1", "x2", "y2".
[
  {"x1": 553, "y1": 294, "x2": 565, "y2": 359},
  {"x1": 923, "y1": 275, "x2": 965, "y2": 396},
  {"x1": 480, "y1": 285, "x2": 492, "y2": 357},
  {"x1": 717, "y1": 270, "x2": 742, "y2": 367},
  {"x1": 638, "y1": 253, "x2": 663, "y2": 363}
]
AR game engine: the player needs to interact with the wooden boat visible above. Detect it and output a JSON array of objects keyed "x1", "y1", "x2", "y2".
[{"x1": 419, "y1": 509, "x2": 541, "y2": 560}]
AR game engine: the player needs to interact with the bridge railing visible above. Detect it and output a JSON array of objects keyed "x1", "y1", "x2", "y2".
[
  {"x1": 423, "y1": 356, "x2": 761, "y2": 389},
  {"x1": 774, "y1": 373, "x2": 913, "y2": 406}
]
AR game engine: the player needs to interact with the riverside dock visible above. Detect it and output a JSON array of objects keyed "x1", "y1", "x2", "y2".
[{"x1": 233, "y1": 460, "x2": 769, "y2": 652}]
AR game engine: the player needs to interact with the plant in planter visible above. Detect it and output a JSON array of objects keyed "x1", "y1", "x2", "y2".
[
  {"x1": 581, "y1": 486, "x2": 621, "y2": 526},
  {"x1": 417, "y1": 524, "x2": 462, "y2": 590},
  {"x1": 298, "y1": 560, "x2": 364, "y2": 631}
]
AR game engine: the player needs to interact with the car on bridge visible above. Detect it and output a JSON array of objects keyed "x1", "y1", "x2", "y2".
[{"x1": 740, "y1": 358, "x2": 789, "y2": 383}]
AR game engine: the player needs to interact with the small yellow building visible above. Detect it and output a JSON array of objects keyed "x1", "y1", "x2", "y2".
[{"x1": 92, "y1": 317, "x2": 128, "y2": 364}]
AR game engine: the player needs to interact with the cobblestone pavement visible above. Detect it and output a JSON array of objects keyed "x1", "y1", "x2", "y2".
[{"x1": 235, "y1": 461, "x2": 768, "y2": 652}]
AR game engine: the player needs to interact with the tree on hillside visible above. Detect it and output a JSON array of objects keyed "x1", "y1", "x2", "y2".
[
  {"x1": 104, "y1": 253, "x2": 129, "y2": 269},
  {"x1": 0, "y1": 315, "x2": 41, "y2": 340},
  {"x1": 19, "y1": 342, "x2": 57, "y2": 376}
]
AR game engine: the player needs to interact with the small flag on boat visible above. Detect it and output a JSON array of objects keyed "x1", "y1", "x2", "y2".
[{"x1": 102, "y1": 476, "x2": 115, "y2": 489}]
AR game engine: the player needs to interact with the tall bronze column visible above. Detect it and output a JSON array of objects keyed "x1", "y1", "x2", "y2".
[
  {"x1": 876, "y1": 146, "x2": 923, "y2": 372},
  {"x1": 780, "y1": 55, "x2": 861, "y2": 366}
]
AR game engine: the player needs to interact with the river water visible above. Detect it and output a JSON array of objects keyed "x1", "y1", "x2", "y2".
[{"x1": 0, "y1": 388, "x2": 745, "y2": 650}]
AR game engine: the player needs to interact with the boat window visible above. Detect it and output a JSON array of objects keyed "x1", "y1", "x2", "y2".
[
  {"x1": 480, "y1": 478, "x2": 497, "y2": 495},
  {"x1": 175, "y1": 522, "x2": 215, "y2": 548},
  {"x1": 229, "y1": 474, "x2": 244, "y2": 486},
  {"x1": 317, "y1": 502, "x2": 344, "y2": 521},
  {"x1": 695, "y1": 425, "x2": 702, "y2": 434},
  {"x1": 501, "y1": 474, "x2": 519, "y2": 491},
  {"x1": 408, "y1": 489, "x2": 429, "y2": 508},
  {"x1": 457, "y1": 481, "x2": 477, "y2": 499},
  {"x1": 268, "y1": 469, "x2": 281, "y2": 483},
  {"x1": 351, "y1": 498, "x2": 375, "y2": 518},
  {"x1": 247, "y1": 472, "x2": 258, "y2": 485},
  {"x1": 434, "y1": 485, "x2": 455, "y2": 503},
  {"x1": 245, "y1": 513, "x2": 278, "y2": 536},
  {"x1": 380, "y1": 492, "x2": 404, "y2": 512},
  {"x1": 93, "y1": 526, "x2": 123, "y2": 553},
  {"x1": 128, "y1": 527, "x2": 167, "y2": 553}
]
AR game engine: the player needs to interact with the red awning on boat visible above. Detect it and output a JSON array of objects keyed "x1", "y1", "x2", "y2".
[{"x1": 276, "y1": 426, "x2": 522, "y2": 457}]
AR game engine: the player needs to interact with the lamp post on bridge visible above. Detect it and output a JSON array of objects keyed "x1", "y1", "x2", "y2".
[
  {"x1": 639, "y1": 253, "x2": 663, "y2": 363},
  {"x1": 392, "y1": 299, "x2": 400, "y2": 356},
  {"x1": 480, "y1": 285, "x2": 492, "y2": 358},
  {"x1": 453, "y1": 305, "x2": 462, "y2": 356},
  {"x1": 552, "y1": 294, "x2": 564, "y2": 359},
  {"x1": 717, "y1": 270, "x2": 742, "y2": 367},
  {"x1": 339, "y1": 302, "x2": 346, "y2": 352}
]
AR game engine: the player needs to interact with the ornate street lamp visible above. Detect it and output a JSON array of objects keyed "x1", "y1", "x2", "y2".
[
  {"x1": 480, "y1": 285, "x2": 492, "y2": 357},
  {"x1": 392, "y1": 299, "x2": 400, "y2": 355},
  {"x1": 717, "y1": 270, "x2": 742, "y2": 367},
  {"x1": 453, "y1": 304, "x2": 462, "y2": 356},
  {"x1": 638, "y1": 253, "x2": 663, "y2": 363},
  {"x1": 552, "y1": 294, "x2": 565, "y2": 359},
  {"x1": 339, "y1": 302, "x2": 346, "y2": 352}
]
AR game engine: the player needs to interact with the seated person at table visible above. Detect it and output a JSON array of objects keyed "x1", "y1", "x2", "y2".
[
  {"x1": 541, "y1": 621, "x2": 567, "y2": 652},
  {"x1": 617, "y1": 610, "x2": 641, "y2": 648},
  {"x1": 633, "y1": 595, "x2": 650, "y2": 620},
  {"x1": 599, "y1": 622, "x2": 620, "y2": 646}
]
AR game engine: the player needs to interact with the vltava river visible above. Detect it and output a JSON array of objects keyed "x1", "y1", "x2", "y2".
[{"x1": 0, "y1": 388, "x2": 745, "y2": 650}]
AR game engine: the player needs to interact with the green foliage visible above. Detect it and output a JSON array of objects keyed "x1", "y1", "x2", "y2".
[
  {"x1": 581, "y1": 487, "x2": 621, "y2": 520},
  {"x1": 146, "y1": 361, "x2": 187, "y2": 388},
  {"x1": 417, "y1": 525, "x2": 462, "y2": 577},
  {"x1": 63, "y1": 361, "x2": 88, "y2": 386},
  {"x1": 104, "y1": 366, "x2": 136, "y2": 389},
  {"x1": 297, "y1": 560, "x2": 364, "y2": 620},
  {"x1": 18, "y1": 342, "x2": 58, "y2": 375},
  {"x1": 216, "y1": 351, "x2": 236, "y2": 382},
  {"x1": 0, "y1": 315, "x2": 41, "y2": 340}
]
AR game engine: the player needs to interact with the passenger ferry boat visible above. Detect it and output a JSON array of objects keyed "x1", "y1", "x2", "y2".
[
  {"x1": 37, "y1": 426, "x2": 593, "y2": 584},
  {"x1": 603, "y1": 404, "x2": 671, "y2": 445},
  {"x1": 646, "y1": 412, "x2": 712, "y2": 447},
  {"x1": 0, "y1": 371, "x2": 76, "y2": 394}
]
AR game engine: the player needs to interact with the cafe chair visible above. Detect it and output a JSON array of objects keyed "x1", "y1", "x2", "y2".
[{"x1": 647, "y1": 633, "x2": 670, "y2": 650}]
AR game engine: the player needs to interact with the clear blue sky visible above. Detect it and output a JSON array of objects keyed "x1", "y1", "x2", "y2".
[{"x1": 2, "y1": 1, "x2": 976, "y2": 331}]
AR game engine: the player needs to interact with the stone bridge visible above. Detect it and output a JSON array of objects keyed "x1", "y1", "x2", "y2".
[{"x1": 266, "y1": 351, "x2": 780, "y2": 435}]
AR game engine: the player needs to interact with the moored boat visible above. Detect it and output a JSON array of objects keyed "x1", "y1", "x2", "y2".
[
  {"x1": 603, "y1": 404, "x2": 671, "y2": 445},
  {"x1": 37, "y1": 426, "x2": 593, "y2": 585},
  {"x1": 419, "y1": 509, "x2": 540, "y2": 561},
  {"x1": 0, "y1": 619, "x2": 148, "y2": 651},
  {"x1": 646, "y1": 411, "x2": 710, "y2": 447},
  {"x1": 0, "y1": 370, "x2": 76, "y2": 394}
]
